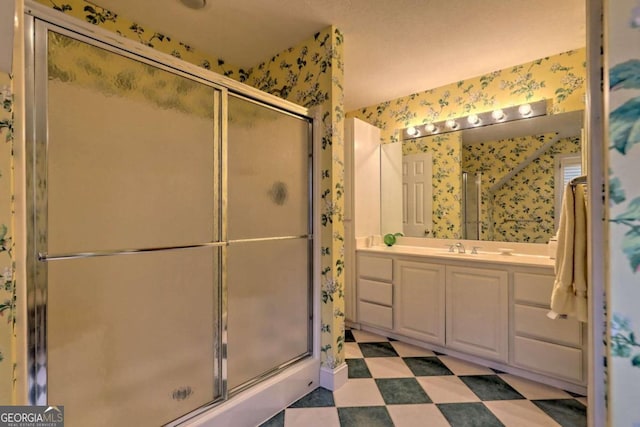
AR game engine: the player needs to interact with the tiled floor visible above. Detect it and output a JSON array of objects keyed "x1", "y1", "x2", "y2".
[{"x1": 260, "y1": 329, "x2": 587, "y2": 427}]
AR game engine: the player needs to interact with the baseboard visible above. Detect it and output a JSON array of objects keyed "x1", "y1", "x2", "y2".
[{"x1": 319, "y1": 362, "x2": 348, "y2": 391}]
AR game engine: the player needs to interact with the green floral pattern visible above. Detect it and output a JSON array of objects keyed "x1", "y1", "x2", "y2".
[
  {"x1": 607, "y1": 1, "x2": 640, "y2": 424},
  {"x1": 463, "y1": 134, "x2": 580, "y2": 242},
  {"x1": 609, "y1": 58, "x2": 640, "y2": 272},
  {"x1": 611, "y1": 314, "x2": 640, "y2": 366}
]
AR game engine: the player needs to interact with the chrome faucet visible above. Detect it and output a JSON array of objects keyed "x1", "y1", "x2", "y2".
[{"x1": 455, "y1": 242, "x2": 465, "y2": 254}]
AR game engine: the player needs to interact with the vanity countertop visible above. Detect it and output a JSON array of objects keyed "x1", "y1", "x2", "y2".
[{"x1": 358, "y1": 244, "x2": 555, "y2": 268}]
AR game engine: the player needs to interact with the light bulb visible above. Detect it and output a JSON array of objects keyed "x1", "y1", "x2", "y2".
[
  {"x1": 491, "y1": 109, "x2": 505, "y2": 121},
  {"x1": 518, "y1": 104, "x2": 532, "y2": 117},
  {"x1": 425, "y1": 123, "x2": 437, "y2": 133},
  {"x1": 467, "y1": 114, "x2": 480, "y2": 125},
  {"x1": 445, "y1": 119, "x2": 458, "y2": 130},
  {"x1": 406, "y1": 126, "x2": 418, "y2": 136}
]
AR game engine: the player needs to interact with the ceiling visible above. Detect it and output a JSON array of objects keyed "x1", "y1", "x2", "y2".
[{"x1": 92, "y1": 0, "x2": 586, "y2": 111}]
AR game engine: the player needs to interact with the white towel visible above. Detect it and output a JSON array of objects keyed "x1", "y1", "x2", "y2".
[{"x1": 550, "y1": 183, "x2": 588, "y2": 322}]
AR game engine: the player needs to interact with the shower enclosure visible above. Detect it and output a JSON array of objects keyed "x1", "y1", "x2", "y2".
[
  {"x1": 25, "y1": 10, "x2": 314, "y2": 426},
  {"x1": 462, "y1": 171, "x2": 482, "y2": 240}
]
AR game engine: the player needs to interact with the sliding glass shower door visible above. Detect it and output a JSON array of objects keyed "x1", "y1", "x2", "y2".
[
  {"x1": 31, "y1": 27, "x2": 223, "y2": 426},
  {"x1": 27, "y1": 16, "x2": 314, "y2": 426},
  {"x1": 226, "y1": 95, "x2": 312, "y2": 391}
]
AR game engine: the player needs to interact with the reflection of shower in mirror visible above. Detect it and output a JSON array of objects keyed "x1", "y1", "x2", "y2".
[{"x1": 462, "y1": 171, "x2": 482, "y2": 240}]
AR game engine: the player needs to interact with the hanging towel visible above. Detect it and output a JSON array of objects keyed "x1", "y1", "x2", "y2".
[{"x1": 549, "y1": 182, "x2": 588, "y2": 322}]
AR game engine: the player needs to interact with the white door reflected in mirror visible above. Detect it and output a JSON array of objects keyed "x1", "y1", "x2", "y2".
[{"x1": 402, "y1": 153, "x2": 433, "y2": 237}]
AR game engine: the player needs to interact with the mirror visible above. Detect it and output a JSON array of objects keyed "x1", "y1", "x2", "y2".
[{"x1": 381, "y1": 110, "x2": 584, "y2": 243}]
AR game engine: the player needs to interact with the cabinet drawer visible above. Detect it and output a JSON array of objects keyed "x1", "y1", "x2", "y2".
[
  {"x1": 514, "y1": 304, "x2": 582, "y2": 347},
  {"x1": 358, "y1": 301, "x2": 393, "y2": 330},
  {"x1": 513, "y1": 336, "x2": 583, "y2": 383},
  {"x1": 513, "y1": 272, "x2": 554, "y2": 306},
  {"x1": 358, "y1": 255, "x2": 393, "y2": 282},
  {"x1": 359, "y1": 278, "x2": 393, "y2": 306}
]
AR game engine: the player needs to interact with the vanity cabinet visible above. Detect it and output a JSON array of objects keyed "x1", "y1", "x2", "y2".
[
  {"x1": 357, "y1": 254, "x2": 393, "y2": 330},
  {"x1": 511, "y1": 269, "x2": 585, "y2": 384},
  {"x1": 446, "y1": 266, "x2": 509, "y2": 362},
  {"x1": 355, "y1": 249, "x2": 587, "y2": 392},
  {"x1": 394, "y1": 260, "x2": 445, "y2": 346}
]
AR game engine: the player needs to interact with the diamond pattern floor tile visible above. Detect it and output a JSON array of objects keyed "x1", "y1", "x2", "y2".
[
  {"x1": 484, "y1": 400, "x2": 561, "y2": 427},
  {"x1": 289, "y1": 387, "x2": 335, "y2": 408},
  {"x1": 531, "y1": 399, "x2": 587, "y2": 427},
  {"x1": 459, "y1": 375, "x2": 525, "y2": 401},
  {"x1": 332, "y1": 379, "x2": 385, "y2": 407},
  {"x1": 344, "y1": 342, "x2": 364, "y2": 359},
  {"x1": 437, "y1": 402, "x2": 505, "y2": 427},
  {"x1": 375, "y1": 378, "x2": 432, "y2": 404},
  {"x1": 285, "y1": 407, "x2": 340, "y2": 427},
  {"x1": 337, "y1": 406, "x2": 394, "y2": 427},
  {"x1": 365, "y1": 357, "x2": 415, "y2": 378},
  {"x1": 278, "y1": 329, "x2": 587, "y2": 427},
  {"x1": 358, "y1": 342, "x2": 399, "y2": 358},
  {"x1": 389, "y1": 341, "x2": 437, "y2": 357},
  {"x1": 403, "y1": 356, "x2": 455, "y2": 376},
  {"x1": 417, "y1": 376, "x2": 481, "y2": 403},
  {"x1": 346, "y1": 358, "x2": 372, "y2": 379},
  {"x1": 386, "y1": 404, "x2": 451, "y2": 427}
]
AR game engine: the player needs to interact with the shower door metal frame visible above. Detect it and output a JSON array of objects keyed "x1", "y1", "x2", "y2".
[{"x1": 24, "y1": 2, "x2": 316, "y2": 423}]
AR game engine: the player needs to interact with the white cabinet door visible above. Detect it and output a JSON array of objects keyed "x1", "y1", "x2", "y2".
[
  {"x1": 394, "y1": 260, "x2": 445, "y2": 346},
  {"x1": 446, "y1": 266, "x2": 508, "y2": 362},
  {"x1": 345, "y1": 118, "x2": 381, "y2": 323}
]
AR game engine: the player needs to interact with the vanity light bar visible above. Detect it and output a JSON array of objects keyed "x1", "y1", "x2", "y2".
[{"x1": 403, "y1": 99, "x2": 548, "y2": 139}]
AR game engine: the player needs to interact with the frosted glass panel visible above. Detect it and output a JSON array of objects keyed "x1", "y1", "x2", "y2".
[
  {"x1": 227, "y1": 95, "x2": 310, "y2": 239},
  {"x1": 226, "y1": 238, "x2": 310, "y2": 389},
  {"x1": 46, "y1": 32, "x2": 219, "y2": 254},
  {"x1": 46, "y1": 247, "x2": 219, "y2": 426}
]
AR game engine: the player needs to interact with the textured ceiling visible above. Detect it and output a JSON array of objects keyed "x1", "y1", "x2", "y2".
[{"x1": 92, "y1": 0, "x2": 586, "y2": 111}]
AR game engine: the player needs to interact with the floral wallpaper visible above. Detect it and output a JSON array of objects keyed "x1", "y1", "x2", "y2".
[
  {"x1": 0, "y1": 71, "x2": 15, "y2": 404},
  {"x1": 32, "y1": 1, "x2": 347, "y2": 375},
  {"x1": 348, "y1": 49, "x2": 585, "y2": 144},
  {"x1": 36, "y1": 0, "x2": 245, "y2": 80},
  {"x1": 348, "y1": 49, "x2": 586, "y2": 240},
  {"x1": 463, "y1": 134, "x2": 580, "y2": 243},
  {"x1": 606, "y1": 0, "x2": 640, "y2": 424}
]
